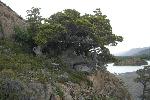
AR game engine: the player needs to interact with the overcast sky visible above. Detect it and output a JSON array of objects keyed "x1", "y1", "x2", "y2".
[{"x1": 1, "y1": 0, "x2": 150, "y2": 54}]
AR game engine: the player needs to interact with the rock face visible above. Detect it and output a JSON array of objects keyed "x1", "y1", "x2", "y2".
[
  {"x1": 117, "y1": 72, "x2": 143, "y2": 100},
  {"x1": 0, "y1": 71, "x2": 131, "y2": 100},
  {"x1": 61, "y1": 48, "x2": 97, "y2": 72},
  {"x1": 88, "y1": 71, "x2": 132, "y2": 100},
  {"x1": 0, "y1": 1, "x2": 26, "y2": 37},
  {"x1": 0, "y1": 80, "x2": 53, "y2": 100}
]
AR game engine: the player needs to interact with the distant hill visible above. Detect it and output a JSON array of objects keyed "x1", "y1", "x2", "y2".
[
  {"x1": 136, "y1": 48, "x2": 150, "y2": 56},
  {"x1": 116, "y1": 47, "x2": 150, "y2": 56}
]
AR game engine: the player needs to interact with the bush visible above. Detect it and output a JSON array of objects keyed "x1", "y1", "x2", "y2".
[
  {"x1": 135, "y1": 66, "x2": 150, "y2": 100},
  {"x1": 14, "y1": 26, "x2": 36, "y2": 53}
]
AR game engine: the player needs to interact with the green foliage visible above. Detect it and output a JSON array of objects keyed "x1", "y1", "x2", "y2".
[
  {"x1": 114, "y1": 56, "x2": 148, "y2": 66},
  {"x1": 135, "y1": 66, "x2": 150, "y2": 100},
  {"x1": 32, "y1": 8, "x2": 122, "y2": 66},
  {"x1": 67, "y1": 70, "x2": 93, "y2": 86},
  {"x1": 139, "y1": 54, "x2": 150, "y2": 60},
  {"x1": 0, "y1": 68, "x2": 28, "y2": 100},
  {"x1": 26, "y1": 7, "x2": 43, "y2": 35},
  {"x1": 0, "y1": 41, "x2": 41, "y2": 71},
  {"x1": 34, "y1": 23, "x2": 66, "y2": 45},
  {"x1": 55, "y1": 86, "x2": 64, "y2": 97},
  {"x1": 14, "y1": 26, "x2": 35, "y2": 52},
  {"x1": 0, "y1": 39, "x2": 92, "y2": 85},
  {"x1": 97, "y1": 47, "x2": 116, "y2": 66},
  {"x1": 14, "y1": 26, "x2": 30, "y2": 43},
  {"x1": 14, "y1": 7, "x2": 123, "y2": 67},
  {"x1": 5, "y1": 7, "x2": 125, "y2": 99},
  {"x1": 14, "y1": 7, "x2": 43, "y2": 52}
]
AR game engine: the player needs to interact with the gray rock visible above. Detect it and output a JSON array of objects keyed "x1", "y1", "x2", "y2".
[
  {"x1": 0, "y1": 79, "x2": 53, "y2": 100},
  {"x1": 50, "y1": 94, "x2": 57, "y2": 100},
  {"x1": 78, "y1": 96, "x2": 85, "y2": 100},
  {"x1": 0, "y1": 79, "x2": 30, "y2": 100},
  {"x1": 59, "y1": 72, "x2": 69, "y2": 79},
  {"x1": 27, "y1": 82, "x2": 52, "y2": 100},
  {"x1": 33, "y1": 46, "x2": 42, "y2": 56},
  {"x1": 51, "y1": 63, "x2": 59, "y2": 66},
  {"x1": 63, "y1": 94, "x2": 73, "y2": 100},
  {"x1": 74, "y1": 64, "x2": 91, "y2": 72},
  {"x1": 117, "y1": 72, "x2": 143, "y2": 100},
  {"x1": 61, "y1": 48, "x2": 86, "y2": 67},
  {"x1": 61, "y1": 48, "x2": 97, "y2": 73}
]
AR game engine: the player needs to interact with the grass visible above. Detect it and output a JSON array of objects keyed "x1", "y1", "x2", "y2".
[
  {"x1": 0, "y1": 39, "x2": 93, "y2": 99},
  {"x1": 0, "y1": 39, "x2": 126, "y2": 100}
]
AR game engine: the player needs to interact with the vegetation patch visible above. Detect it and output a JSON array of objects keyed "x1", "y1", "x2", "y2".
[
  {"x1": 114, "y1": 56, "x2": 148, "y2": 66},
  {"x1": 0, "y1": 6, "x2": 131, "y2": 100}
]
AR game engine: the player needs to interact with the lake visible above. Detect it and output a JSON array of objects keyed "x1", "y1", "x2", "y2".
[{"x1": 107, "y1": 60, "x2": 150, "y2": 74}]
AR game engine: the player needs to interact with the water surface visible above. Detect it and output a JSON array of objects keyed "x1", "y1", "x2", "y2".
[{"x1": 107, "y1": 60, "x2": 150, "y2": 74}]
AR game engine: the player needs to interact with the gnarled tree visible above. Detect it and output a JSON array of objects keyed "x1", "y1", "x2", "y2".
[
  {"x1": 34, "y1": 9, "x2": 122, "y2": 59},
  {"x1": 15, "y1": 8, "x2": 123, "y2": 67}
]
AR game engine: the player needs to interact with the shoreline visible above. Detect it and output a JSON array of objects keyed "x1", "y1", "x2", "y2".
[{"x1": 116, "y1": 72, "x2": 142, "y2": 100}]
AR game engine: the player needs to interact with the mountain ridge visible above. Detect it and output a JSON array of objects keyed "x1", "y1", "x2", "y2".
[{"x1": 115, "y1": 46, "x2": 150, "y2": 56}]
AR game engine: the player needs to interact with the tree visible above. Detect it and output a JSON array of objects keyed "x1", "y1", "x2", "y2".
[
  {"x1": 14, "y1": 7, "x2": 43, "y2": 52},
  {"x1": 14, "y1": 8, "x2": 123, "y2": 66},
  {"x1": 34, "y1": 9, "x2": 123, "y2": 58},
  {"x1": 135, "y1": 66, "x2": 150, "y2": 100},
  {"x1": 25, "y1": 7, "x2": 43, "y2": 49},
  {"x1": 26, "y1": 7, "x2": 43, "y2": 35}
]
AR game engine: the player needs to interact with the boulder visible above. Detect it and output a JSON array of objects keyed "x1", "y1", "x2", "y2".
[
  {"x1": 74, "y1": 64, "x2": 91, "y2": 72},
  {"x1": 63, "y1": 94, "x2": 73, "y2": 100}
]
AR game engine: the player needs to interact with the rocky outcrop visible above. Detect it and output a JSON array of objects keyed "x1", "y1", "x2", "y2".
[
  {"x1": 0, "y1": 71, "x2": 131, "y2": 100},
  {"x1": 0, "y1": 1, "x2": 26, "y2": 37},
  {"x1": 88, "y1": 71, "x2": 132, "y2": 100},
  {"x1": 0, "y1": 80, "x2": 53, "y2": 100},
  {"x1": 61, "y1": 48, "x2": 98, "y2": 72},
  {"x1": 57, "y1": 71, "x2": 132, "y2": 100},
  {"x1": 117, "y1": 72, "x2": 143, "y2": 100}
]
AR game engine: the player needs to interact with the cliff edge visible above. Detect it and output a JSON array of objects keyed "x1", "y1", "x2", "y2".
[{"x1": 0, "y1": 1, "x2": 26, "y2": 37}]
